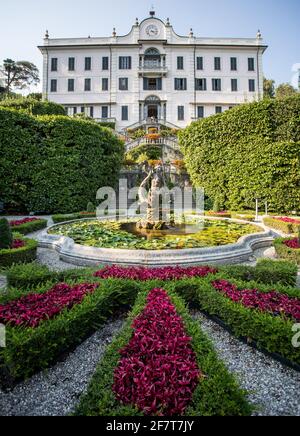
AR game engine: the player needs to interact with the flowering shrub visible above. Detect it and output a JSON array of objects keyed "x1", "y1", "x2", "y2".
[
  {"x1": 113, "y1": 288, "x2": 201, "y2": 416},
  {"x1": 0, "y1": 282, "x2": 98, "y2": 327},
  {"x1": 275, "y1": 217, "x2": 300, "y2": 225},
  {"x1": 94, "y1": 265, "x2": 217, "y2": 281},
  {"x1": 11, "y1": 239, "x2": 26, "y2": 249},
  {"x1": 10, "y1": 218, "x2": 39, "y2": 227},
  {"x1": 212, "y1": 279, "x2": 300, "y2": 321},
  {"x1": 283, "y1": 238, "x2": 300, "y2": 249}
]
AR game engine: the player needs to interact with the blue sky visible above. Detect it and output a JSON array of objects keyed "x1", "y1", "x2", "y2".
[{"x1": 1, "y1": 0, "x2": 299, "y2": 92}]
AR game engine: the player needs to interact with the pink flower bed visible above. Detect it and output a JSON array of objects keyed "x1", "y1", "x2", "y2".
[
  {"x1": 94, "y1": 265, "x2": 217, "y2": 281},
  {"x1": 275, "y1": 217, "x2": 300, "y2": 225},
  {"x1": 212, "y1": 279, "x2": 300, "y2": 321},
  {"x1": 10, "y1": 217, "x2": 39, "y2": 227},
  {"x1": 283, "y1": 238, "x2": 300, "y2": 249},
  {"x1": 0, "y1": 283, "x2": 98, "y2": 328},
  {"x1": 11, "y1": 239, "x2": 26, "y2": 249},
  {"x1": 113, "y1": 288, "x2": 201, "y2": 416}
]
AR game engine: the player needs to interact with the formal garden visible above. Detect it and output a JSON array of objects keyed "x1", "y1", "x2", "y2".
[{"x1": 0, "y1": 95, "x2": 299, "y2": 417}]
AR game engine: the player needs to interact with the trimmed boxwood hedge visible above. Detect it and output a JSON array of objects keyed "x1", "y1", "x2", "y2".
[
  {"x1": 52, "y1": 213, "x2": 96, "y2": 224},
  {"x1": 179, "y1": 95, "x2": 300, "y2": 212},
  {"x1": 0, "y1": 109, "x2": 124, "y2": 213},
  {"x1": 10, "y1": 219, "x2": 48, "y2": 235},
  {"x1": 0, "y1": 98, "x2": 66, "y2": 116},
  {"x1": 274, "y1": 238, "x2": 300, "y2": 264},
  {"x1": 75, "y1": 289, "x2": 252, "y2": 416},
  {"x1": 0, "y1": 238, "x2": 37, "y2": 267},
  {"x1": 263, "y1": 217, "x2": 300, "y2": 234},
  {"x1": 0, "y1": 279, "x2": 140, "y2": 383}
]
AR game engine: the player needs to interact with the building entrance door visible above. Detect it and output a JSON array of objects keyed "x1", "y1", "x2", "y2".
[{"x1": 147, "y1": 105, "x2": 158, "y2": 119}]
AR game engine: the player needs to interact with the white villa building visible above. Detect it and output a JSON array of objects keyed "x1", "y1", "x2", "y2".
[{"x1": 39, "y1": 10, "x2": 267, "y2": 131}]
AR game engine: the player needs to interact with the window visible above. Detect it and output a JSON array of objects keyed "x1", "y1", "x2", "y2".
[
  {"x1": 177, "y1": 56, "x2": 184, "y2": 70},
  {"x1": 122, "y1": 106, "x2": 129, "y2": 121},
  {"x1": 197, "y1": 57, "x2": 203, "y2": 70},
  {"x1": 249, "y1": 79, "x2": 256, "y2": 92},
  {"x1": 81, "y1": 107, "x2": 85, "y2": 113},
  {"x1": 90, "y1": 107, "x2": 94, "y2": 118},
  {"x1": 248, "y1": 58, "x2": 255, "y2": 71},
  {"x1": 85, "y1": 57, "x2": 92, "y2": 71},
  {"x1": 102, "y1": 57, "x2": 109, "y2": 70},
  {"x1": 212, "y1": 79, "x2": 222, "y2": 91},
  {"x1": 119, "y1": 78, "x2": 128, "y2": 91},
  {"x1": 174, "y1": 78, "x2": 187, "y2": 90},
  {"x1": 231, "y1": 79, "x2": 238, "y2": 92},
  {"x1": 119, "y1": 56, "x2": 132, "y2": 70},
  {"x1": 195, "y1": 78, "x2": 207, "y2": 91},
  {"x1": 51, "y1": 58, "x2": 58, "y2": 72},
  {"x1": 197, "y1": 106, "x2": 204, "y2": 119},
  {"x1": 102, "y1": 106, "x2": 108, "y2": 119},
  {"x1": 102, "y1": 78, "x2": 109, "y2": 91},
  {"x1": 73, "y1": 107, "x2": 77, "y2": 115},
  {"x1": 143, "y1": 78, "x2": 162, "y2": 91},
  {"x1": 68, "y1": 57, "x2": 75, "y2": 71},
  {"x1": 215, "y1": 106, "x2": 222, "y2": 114},
  {"x1": 68, "y1": 79, "x2": 75, "y2": 92},
  {"x1": 214, "y1": 57, "x2": 221, "y2": 71},
  {"x1": 178, "y1": 106, "x2": 185, "y2": 121},
  {"x1": 50, "y1": 79, "x2": 57, "y2": 92},
  {"x1": 230, "y1": 57, "x2": 237, "y2": 71},
  {"x1": 84, "y1": 78, "x2": 91, "y2": 91}
]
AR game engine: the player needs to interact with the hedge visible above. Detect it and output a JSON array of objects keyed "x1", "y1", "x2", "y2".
[
  {"x1": 75, "y1": 289, "x2": 251, "y2": 416},
  {"x1": 10, "y1": 219, "x2": 48, "y2": 235},
  {"x1": 274, "y1": 238, "x2": 300, "y2": 264},
  {"x1": 263, "y1": 217, "x2": 300, "y2": 234},
  {"x1": 0, "y1": 109, "x2": 124, "y2": 213},
  {"x1": 125, "y1": 144, "x2": 162, "y2": 161},
  {"x1": 0, "y1": 279, "x2": 140, "y2": 383},
  {"x1": 0, "y1": 238, "x2": 37, "y2": 267},
  {"x1": 169, "y1": 276, "x2": 300, "y2": 367},
  {"x1": 52, "y1": 213, "x2": 96, "y2": 224},
  {"x1": 0, "y1": 97, "x2": 65, "y2": 116},
  {"x1": 179, "y1": 95, "x2": 300, "y2": 212}
]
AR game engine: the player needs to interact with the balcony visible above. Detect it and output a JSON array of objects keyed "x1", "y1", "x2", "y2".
[{"x1": 138, "y1": 61, "x2": 168, "y2": 76}]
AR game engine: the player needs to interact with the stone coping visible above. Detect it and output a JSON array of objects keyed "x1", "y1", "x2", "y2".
[{"x1": 37, "y1": 216, "x2": 274, "y2": 267}]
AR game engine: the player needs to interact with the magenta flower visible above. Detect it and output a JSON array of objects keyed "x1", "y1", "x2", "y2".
[
  {"x1": 113, "y1": 288, "x2": 201, "y2": 416},
  {"x1": 10, "y1": 218, "x2": 39, "y2": 227},
  {"x1": 283, "y1": 238, "x2": 300, "y2": 249},
  {"x1": 94, "y1": 265, "x2": 217, "y2": 281},
  {"x1": 0, "y1": 283, "x2": 98, "y2": 328},
  {"x1": 275, "y1": 217, "x2": 300, "y2": 225},
  {"x1": 11, "y1": 239, "x2": 26, "y2": 249},
  {"x1": 212, "y1": 279, "x2": 300, "y2": 321}
]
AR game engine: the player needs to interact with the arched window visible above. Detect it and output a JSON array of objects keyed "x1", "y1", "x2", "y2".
[
  {"x1": 144, "y1": 48, "x2": 160, "y2": 56},
  {"x1": 145, "y1": 95, "x2": 161, "y2": 103},
  {"x1": 144, "y1": 48, "x2": 161, "y2": 68}
]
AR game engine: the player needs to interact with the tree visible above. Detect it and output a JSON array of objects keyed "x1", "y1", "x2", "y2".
[
  {"x1": 0, "y1": 59, "x2": 40, "y2": 94},
  {"x1": 276, "y1": 83, "x2": 298, "y2": 99},
  {"x1": 263, "y1": 77, "x2": 275, "y2": 98}
]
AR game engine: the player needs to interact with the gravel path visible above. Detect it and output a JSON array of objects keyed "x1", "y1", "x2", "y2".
[
  {"x1": 0, "y1": 276, "x2": 7, "y2": 291},
  {"x1": 192, "y1": 311, "x2": 300, "y2": 416},
  {"x1": 0, "y1": 318, "x2": 124, "y2": 416}
]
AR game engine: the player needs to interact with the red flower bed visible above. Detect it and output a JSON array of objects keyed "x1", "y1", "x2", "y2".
[
  {"x1": 94, "y1": 265, "x2": 217, "y2": 281},
  {"x1": 283, "y1": 238, "x2": 300, "y2": 249},
  {"x1": 275, "y1": 217, "x2": 300, "y2": 225},
  {"x1": 10, "y1": 217, "x2": 39, "y2": 227},
  {"x1": 11, "y1": 239, "x2": 26, "y2": 249},
  {"x1": 113, "y1": 288, "x2": 201, "y2": 416},
  {"x1": 0, "y1": 283, "x2": 98, "y2": 328},
  {"x1": 212, "y1": 279, "x2": 300, "y2": 321}
]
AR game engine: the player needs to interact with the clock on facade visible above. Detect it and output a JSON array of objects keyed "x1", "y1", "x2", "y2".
[{"x1": 146, "y1": 24, "x2": 159, "y2": 37}]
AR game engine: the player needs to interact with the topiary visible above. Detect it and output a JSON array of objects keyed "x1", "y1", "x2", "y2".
[
  {"x1": 0, "y1": 218, "x2": 13, "y2": 249},
  {"x1": 86, "y1": 202, "x2": 95, "y2": 213}
]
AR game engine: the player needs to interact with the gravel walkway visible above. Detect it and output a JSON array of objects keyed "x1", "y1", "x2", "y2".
[
  {"x1": 192, "y1": 311, "x2": 300, "y2": 416},
  {"x1": 0, "y1": 318, "x2": 124, "y2": 416}
]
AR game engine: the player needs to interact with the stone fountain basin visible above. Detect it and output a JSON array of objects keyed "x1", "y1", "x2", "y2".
[{"x1": 37, "y1": 216, "x2": 275, "y2": 267}]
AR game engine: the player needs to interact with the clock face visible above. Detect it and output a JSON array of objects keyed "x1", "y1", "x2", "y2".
[{"x1": 146, "y1": 24, "x2": 159, "y2": 37}]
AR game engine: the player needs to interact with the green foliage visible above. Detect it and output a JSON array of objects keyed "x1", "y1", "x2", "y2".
[
  {"x1": 276, "y1": 83, "x2": 298, "y2": 99},
  {"x1": 52, "y1": 213, "x2": 97, "y2": 223},
  {"x1": 10, "y1": 218, "x2": 47, "y2": 235},
  {"x1": 0, "y1": 279, "x2": 140, "y2": 381},
  {"x1": 125, "y1": 144, "x2": 162, "y2": 162},
  {"x1": 179, "y1": 95, "x2": 300, "y2": 212},
  {"x1": 263, "y1": 77, "x2": 275, "y2": 99},
  {"x1": 0, "y1": 97, "x2": 65, "y2": 115},
  {"x1": 0, "y1": 237, "x2": 37, "y2": 267},
  {"x1": 274, "y1": 238, "x2": 300, "y2": 264},
  {"x1": 263, "y1": 217, "x2": 300, "y2": 234},
  {"x1": 75, "y1": 289, "x2": 251, "y2": 416},
  {"x1": 86, "y1": 202, "x2": 95, "y2": 213},
  {"x1": 0, "y1": 109, "x2": 124, "y2": 213},
  {"x1": 0, "y1": 218, "x2": 12, "y2": 249},
  {"x1": 0, "y1": 59, "x2": 40, "y2": 93}
]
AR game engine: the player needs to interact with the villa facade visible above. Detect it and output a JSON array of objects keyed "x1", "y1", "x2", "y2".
[{"x1": 39, "y1": 10, "x2": 267, "y2": 131}]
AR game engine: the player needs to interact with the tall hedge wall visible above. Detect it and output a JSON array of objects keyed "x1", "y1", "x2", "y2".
[
  {"x1": 0, "y1": 109, "x2": 124, "y2": 213},
  {"x1": 179, "y1": 96, "x2": 300, "y2": 212},
  {"x1": 0, "y1": 98, "x2": 66, "y2": 116}
]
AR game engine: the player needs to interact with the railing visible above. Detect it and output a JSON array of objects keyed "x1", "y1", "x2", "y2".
[
  {"x1": 138, "y1": 64, "x2": 168, "y2": 74},
  {"x1": 124, "y1": 119, "x2": 180, "y2": 131},
  {"x1": 94, "y1": 118, "x2": 116, "y2": 124},
  {"x1": 125, "y1": 136, "x2": 180, "y2": 152}
]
